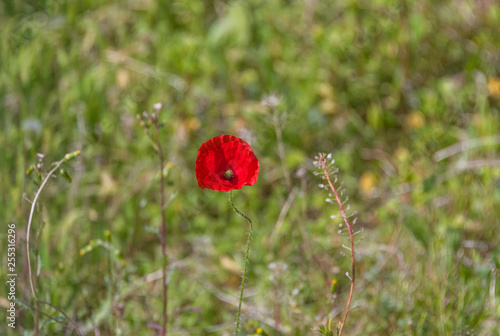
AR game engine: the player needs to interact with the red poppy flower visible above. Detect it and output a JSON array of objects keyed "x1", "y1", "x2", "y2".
[{"x1": 195, "y1": 134, "x2": 260, "y2": 192}]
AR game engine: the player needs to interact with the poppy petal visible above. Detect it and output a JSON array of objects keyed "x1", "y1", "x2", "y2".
[{"x1": 195, "y1": 135, "x2": 260, "y2": 192}]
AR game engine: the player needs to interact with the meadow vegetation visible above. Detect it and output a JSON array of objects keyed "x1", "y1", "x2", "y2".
[{"x1": 1, "y1": 0, "x2": 499, "y2": 335}]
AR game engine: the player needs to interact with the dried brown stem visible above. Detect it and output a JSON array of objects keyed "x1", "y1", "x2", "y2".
[{"x1": 153, "y1": 119, "x2": 168, "y2": 336}]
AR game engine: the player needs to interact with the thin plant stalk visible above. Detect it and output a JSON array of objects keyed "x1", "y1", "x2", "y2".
[
  {"x1": 34, "y1": 212, "x2": 44, "y2": 336},
  {"x1": 318, "y1": 155, "x2": 355, "y2": 336},
  {"x1": 273, "y1": 109, "x2": 292, "y2": 191},
  {"x1": 153, "y1": 121, "x2": 168, "y2": 336},
  {"x1": 25, "y1": 151, "x2": 82, "y2": 336},
  {"x1": 105, "y1": 230, "x2": 117, "y2": 333},
  {"x1": 228, "y1": 190, "x2": 254, "y2": 336},
  {"x1": 273, "y1": 271, "x2": 280, "y2": 336},
  {"x1": 26, "y1": 158, "x2": 65, "y2": 300}
]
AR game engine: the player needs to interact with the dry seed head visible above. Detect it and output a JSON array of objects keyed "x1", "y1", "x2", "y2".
[{"x1": 261, "y1": 93, "x2": 281, "y2": 108}]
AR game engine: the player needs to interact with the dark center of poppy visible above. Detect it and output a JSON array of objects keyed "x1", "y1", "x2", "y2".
[{"x1": 222, "y1": 169, "x2": 234, "y2": 180}]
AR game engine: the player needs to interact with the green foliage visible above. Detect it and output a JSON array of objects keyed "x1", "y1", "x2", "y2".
[{"x1": 1, "y1": 0, "x2": 500, "y2": 335}]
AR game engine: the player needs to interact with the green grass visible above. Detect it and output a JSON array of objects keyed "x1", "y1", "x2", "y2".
[{"x1": 1, "y1": 0, "x2": 499, "y2": 335}]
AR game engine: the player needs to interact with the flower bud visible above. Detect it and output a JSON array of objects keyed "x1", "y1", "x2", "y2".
[
  {"x1": 60, "y1": 169, "x2": 72, "y2": 183},
  {"x1": 64, "y1": 150, "x2": 81, "y2": 161}
]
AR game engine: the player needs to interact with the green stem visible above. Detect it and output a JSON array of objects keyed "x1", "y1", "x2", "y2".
[{"x1": 228, "y1": 190, "x2": 254, "y2": 336}]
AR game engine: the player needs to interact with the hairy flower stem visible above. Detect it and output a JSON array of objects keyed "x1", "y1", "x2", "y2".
[
  {"x1": 228, "y1": 191, "x2": 254, "y2": 336},
  {"x1": 319, "y1": 156, "x2": 355, "y2": 336},
  {"x1": 153, "y1": 122, "x2": 168, "y2": 336}
]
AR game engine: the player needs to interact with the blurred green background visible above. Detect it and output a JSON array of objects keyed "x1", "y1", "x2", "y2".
[{"x1": 1, "y1": 0, "x2": 499, "y2": 335}]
